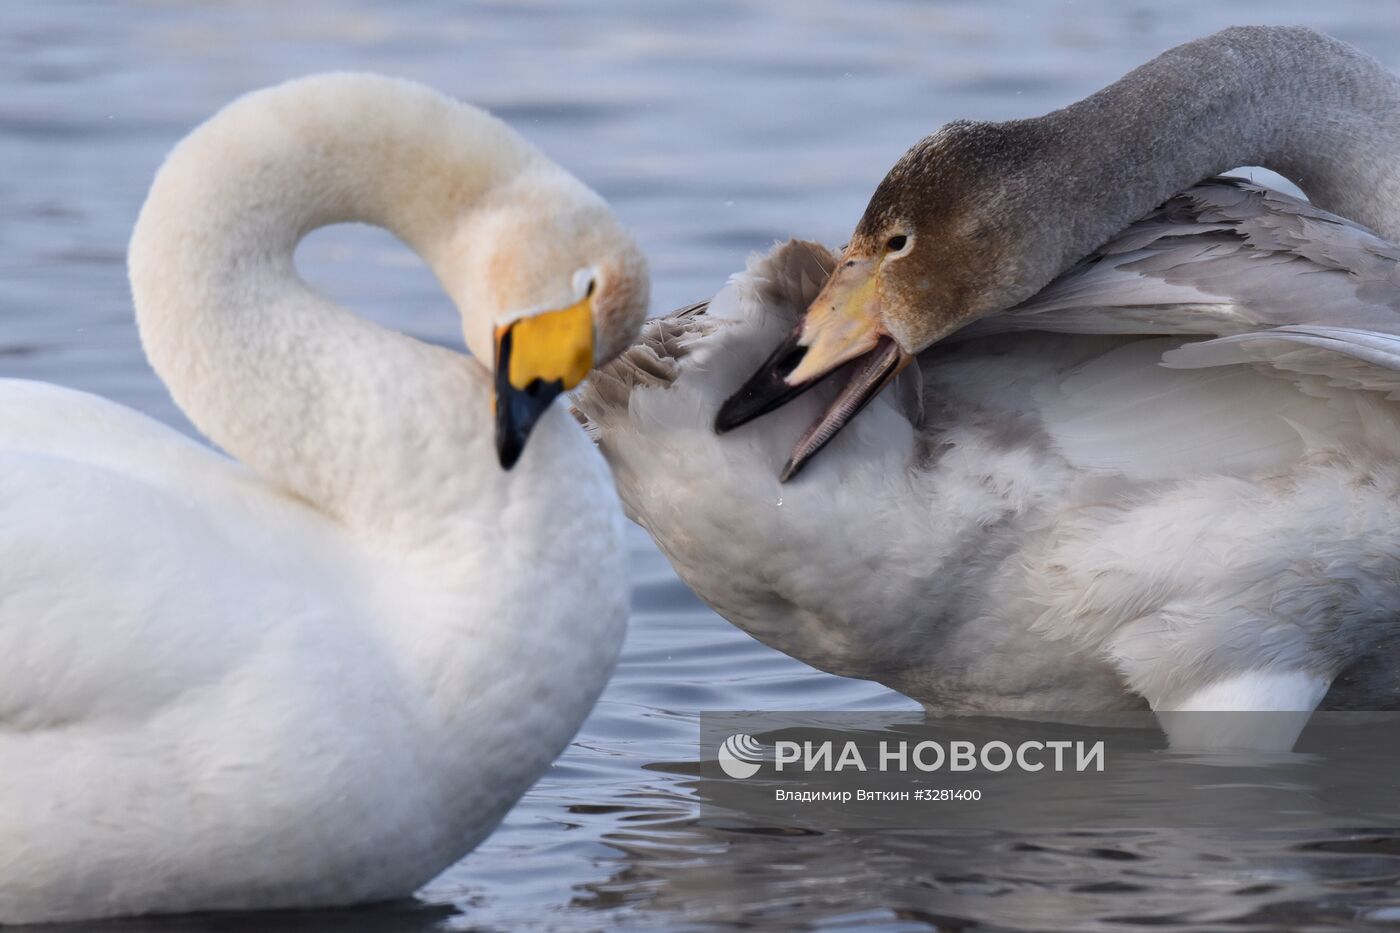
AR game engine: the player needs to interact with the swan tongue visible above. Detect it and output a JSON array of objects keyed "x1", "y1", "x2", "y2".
[{"x1": 779, "y1": 336, "x2": 909, "y2": 483}]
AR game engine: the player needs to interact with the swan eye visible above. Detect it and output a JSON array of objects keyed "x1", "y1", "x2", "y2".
[
  {"x1": 886, "y1": 234, "x2": 909, "y2": 254},
  {"x1": 572, "y1": 267, "x2": 599, "y2": 301}
]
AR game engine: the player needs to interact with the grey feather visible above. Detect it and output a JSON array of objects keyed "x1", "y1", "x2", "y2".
[{"x1": 965, "y1": 178, "x2": 1400, "y2": 397}]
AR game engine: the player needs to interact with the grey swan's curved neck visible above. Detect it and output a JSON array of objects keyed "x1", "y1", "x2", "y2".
[
  {"x1": 1061, "y1": 26, "x2": 1400, "y2": 234},
  {"x1": 922, "y1": 26, "x2": 1400, "y2": 314}
]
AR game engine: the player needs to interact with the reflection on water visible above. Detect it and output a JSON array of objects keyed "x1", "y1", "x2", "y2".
[{"x1": 6, "y1": 0, "x2": 1400, "y2": 929}]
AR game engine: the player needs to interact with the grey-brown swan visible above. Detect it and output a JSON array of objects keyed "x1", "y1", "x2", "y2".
[{"x1": 577, "y1": 26, "x2": 1400, "y2": 750}]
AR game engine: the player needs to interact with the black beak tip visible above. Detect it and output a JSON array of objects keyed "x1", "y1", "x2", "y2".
[
  {"x1": 495, "y1": 384, "x2": 561, "y2": 470},
  {"x1": 713, "y1": 397, "x2": 749, "y2": 435},
  {"x1": 496, "y1": 432, "x2": 524, "y2": 470},
  {"x1": 714, "y1": 324, "x2": 819, "y2": 435},
  {"x1": 494, "y1": 367, "x2": 564, "y2": 472},
  {"x1": 493, "y1": 324, "x2": 566, "y2": 471}
]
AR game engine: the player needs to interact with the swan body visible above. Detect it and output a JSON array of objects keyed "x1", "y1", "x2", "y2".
[
  {"x1": 578, "y1": 177, "x2": 1400, "y2": 747},
  {"x1": 0, "y1": 74, "x2": 647, "y2": 923},
  {"x1": 579, "y1": 26, "x2": 1400, "y2": 750}
]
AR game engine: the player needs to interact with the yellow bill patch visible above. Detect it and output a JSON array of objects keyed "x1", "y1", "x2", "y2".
[
  {"x1": 496, "y1": 297, "x2": 595, "y2": 391},
  {"x1": 785, "y1": 258, "x2": 883, "y2": 385}
]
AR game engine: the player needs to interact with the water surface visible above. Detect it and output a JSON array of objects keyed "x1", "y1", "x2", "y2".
[{"x1": 6, "y1": 1, "x2": 1400, "y2": 929}]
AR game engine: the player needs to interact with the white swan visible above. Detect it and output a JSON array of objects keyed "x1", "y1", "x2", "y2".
[
  {"x1": 576, "y1": 27, "x2": 1400, "y2": 750},
  {"x1": 0, "y1": 74, "x2": 648, "y2": 923}
]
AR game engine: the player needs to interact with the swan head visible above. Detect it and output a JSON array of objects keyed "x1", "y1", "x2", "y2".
[
  {"x1": 796, "y1": 122, "x2": 1038, "y2": 363},
  {"x1": 440, "y1": 167, "x2": 650, "y2": 468},
  {"x1": 715, "y1": 121, "x2": 1037, "y2": 478}
]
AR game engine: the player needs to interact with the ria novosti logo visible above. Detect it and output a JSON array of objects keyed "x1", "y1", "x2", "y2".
[
  {"x1": 715, "y1": 732, "x2": 1105, "y2": 779},
  {"x1": 718, "y1": 733, "x2": 765, "y2": 779}
]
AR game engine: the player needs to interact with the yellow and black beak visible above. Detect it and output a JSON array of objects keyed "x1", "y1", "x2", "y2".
[
  {"x1": 494, "y1": 296, "x2": 594, "y2": 469},
  {"x1": 715, "y1": 255, "x2": 910, "y2": 481}
]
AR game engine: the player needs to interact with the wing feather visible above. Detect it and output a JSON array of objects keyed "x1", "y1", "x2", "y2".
[{"x1": 966, "y1": 178, "x2": 1400, "y2": 385}]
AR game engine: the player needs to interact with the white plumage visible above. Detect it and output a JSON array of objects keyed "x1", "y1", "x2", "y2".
[{"x1": 0, "y1": 74, "x2": 646, "y2": 923}]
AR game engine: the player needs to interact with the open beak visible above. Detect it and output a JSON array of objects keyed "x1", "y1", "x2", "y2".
[
  {"x1": 494, "y1": 295, "x2": 594, "y2": 469},
  {"x1": 715, "y1": 254, "x2": 911, "y2": 481},
  {"x1": 779, "y1": 335, "x2": 908, "y2": 481}
]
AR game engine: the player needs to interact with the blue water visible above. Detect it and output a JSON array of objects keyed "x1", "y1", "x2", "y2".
[{"x1": 6, "y1": 1, "x2": 1400, "y2": 929}]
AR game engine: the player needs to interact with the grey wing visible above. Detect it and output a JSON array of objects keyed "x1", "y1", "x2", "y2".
[
  {"x1": 571, "y1": 300, "x2": 715, "y2": 437},
  {"x1": 965, "y1": 176, "x2": 1400, "y2": 390}
]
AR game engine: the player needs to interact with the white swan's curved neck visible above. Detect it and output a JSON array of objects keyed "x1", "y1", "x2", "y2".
[{"x1": 128, "y1": 77, "x2": 541, "y2": 528}]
